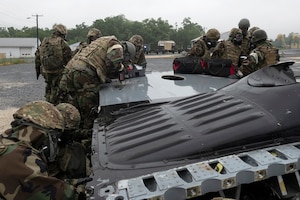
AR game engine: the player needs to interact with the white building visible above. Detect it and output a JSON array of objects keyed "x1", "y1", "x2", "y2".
[{"x1": 0, "y1": 38, "x2": 40, "y2": 59}]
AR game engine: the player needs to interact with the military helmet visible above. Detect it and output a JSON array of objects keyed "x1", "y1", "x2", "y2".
[
  {"x1": 121, "y1": 41, "x2": 136, "y2": 60},
  {"x1": 56, "y1": 103, "x2": 81, "y2": 129},
  {"x1": 248, "y1": 26, "x2": 260, "y2": 38},
  {"x1": 229, "y1": 28, "x2": 242, "y2": 38},
  {"x1": 87, "y1": 28, "x2": 102, "y2": 38},
  {"x1": 251, "y1": 29, "x2": 267, "y2": 43},
  {"x1": 238, "y1": 18, "x2": 250, "y2": 29},
  {"x1": 129, "y1": 35, "x2": 144, "y2": 48},
  {"x1": 53, "y1": 23, "x2": 67, "y2": 35},
  {"x1": 206, "y1": 28, "x2": 221, "y2": 41},
  {"x1": 13, "y1": 100, "x2": 64, "y2": 130}
]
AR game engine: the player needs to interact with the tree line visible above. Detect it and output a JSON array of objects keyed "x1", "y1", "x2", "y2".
[{"x1": 0, "y1": 14, "x2": 298, "y2": 50}]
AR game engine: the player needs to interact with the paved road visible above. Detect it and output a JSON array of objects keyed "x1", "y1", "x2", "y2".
[
  {"x1": 1, "y1": 50, "x2": 300, "y2": 110},
  {"x1": 0, "y1": 54, "x2": 180, "y2": 110}
]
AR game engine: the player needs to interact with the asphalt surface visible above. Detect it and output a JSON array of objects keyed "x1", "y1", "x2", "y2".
[
  {"x1": 0, "y1": 54, "x2": 180, "y2": 110},
  {"x1": 1, "y1": 50, "x2": 300, "y2": 110}
]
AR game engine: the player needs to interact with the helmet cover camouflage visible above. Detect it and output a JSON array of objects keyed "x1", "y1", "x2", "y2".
[
  {"x1": 229, "y1": 28, "x2": 243, "y2": 39},
  {"x1": 13, "y1": 100, "x2": 64, "y2": 130},
  {"x1": 56, "y1": 103, "x2": 81, "y2": 129},
  {"x1": 53, "y1": 23, "x2": 67, "y2": 35},
  {"x1": 251, "y1": 29, "x2": 268, "y2": 43},
  {"x1": 87, "y1": 28, "x2": 102, "y2": 38},
  {"x1": 206, "y1": 28, "x2": 221, "y2": 41},
  {"x1": 238, "y1": 18, "x2": 250, "y2": 29},
  {"x1": 129, "y1": 35, "x2": 144, "y2": 48}
]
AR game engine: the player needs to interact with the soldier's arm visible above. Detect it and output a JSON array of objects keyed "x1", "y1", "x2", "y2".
[
  {"x1": 0, "y1": 146, "x2": 84, "y2": 200},
  {"x1": 211, "y1": 42, "x2": 225, "y2": 58},
  {"x1": 62, "y1": 41, "x2": 72, "y2": 66},
  {"x1": 138, "y1": 50, "x2": 147, "y2": 68},
  {"x1": 249, "y1": 49, "x2": 264, "y2": 71}
]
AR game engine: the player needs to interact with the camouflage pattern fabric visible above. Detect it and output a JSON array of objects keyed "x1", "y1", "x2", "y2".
[
  {"x1": 212, "y1": 40, "x2": 242, "y2": 71},
  {"x1": 72, "y1": 41, "x2": 88, "y2": 57},
  {"x1": 132, "y1": 48, "x2": 147, "y2": 68},
  {"x1": 35, "y1": 34, "x2": 72, "y2": 105},
  {"x1": 129, "y1": 35, "x2": 147, "y2": 67},
  {"x1": 12, "y1": 100, "x2": 64, "y2": 130},
  {"x1": 188, "y1": 37, "x2": 211, "y2": 61},
  {"x1": 241, "y1": 41, "x2": 279, "y2": 76},
  {"x1": 0, "y1": 141, "x2": 79, "y2": 199},
  {"x1": 58, "y1": 36, "x2": 123, "y2": 130},
  {"x1": 241, "y1": 36, "x2": 250, "y2": 55},
  {"x1": 0, "y1": 126, "x2": 83, "y2": 199},
  {"x1": 59, "y1": 61, "x2": 100, "y2": 130},
  {"x1": 56, "y1": 103, "x2": 81, "y2": 130}
]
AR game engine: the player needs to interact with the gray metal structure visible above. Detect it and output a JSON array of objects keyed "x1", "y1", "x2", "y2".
[
  {"x1": 99, "y1": 71, "x2": 237, "y2": 106},
  {"x1": 88, "y1": 61, "x2": 300, "y2": 199}
]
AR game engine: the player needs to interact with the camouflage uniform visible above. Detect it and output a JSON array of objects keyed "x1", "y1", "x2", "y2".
[
  {"x1": 129, "y1": 34, "x2": 147, "y2": 68},
  {"x1": 238, "y1": 18, "x2": 251, "y2": 56},
  {"x1": 212, "y1": 28, "x2": 243, "y2": 71},
  {"x1": 58, "y1": 36, "x2": 124, "y2": 130},
  {"x1": 0, "y1": 101, "x2": 85, "y2": 200},
  {"x1": 247, "y1": 26, "x2": 260, "y2": 51},
  {"x1": 35, "y1": 24, "x2": 72, "y2": 105},
  {"x1": 240, "y1": 29, "x2": 280, "y2": 76},
  {"x1": 49, "y1": 103, "x2": 92, "y2": 180},
  {"x1": 188, "y1": 28, "x2": 220, "y2": 61},
  {"x1": 72, "y1": 28, "x2": 102, "y2": 57}
]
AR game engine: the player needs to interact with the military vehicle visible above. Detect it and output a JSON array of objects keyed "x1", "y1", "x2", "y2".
[{"x1": 86, "y1": 56, "x2": 300, "y2": 199}]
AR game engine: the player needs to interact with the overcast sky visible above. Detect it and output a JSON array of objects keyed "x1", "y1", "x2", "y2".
[{"x1": 0, "y1": 0, "x2": 298, "y2": 40}]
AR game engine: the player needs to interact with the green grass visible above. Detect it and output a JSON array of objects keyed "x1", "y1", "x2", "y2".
[{"x1": 0, "y1": 58, "x2": 32, "y2": 66}]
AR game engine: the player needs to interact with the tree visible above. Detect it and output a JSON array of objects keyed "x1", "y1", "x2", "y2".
[
  {"x1": 176, "y1": 17, "x2": 205, "y2": 50},
  {"x1": 1, "y1": 15, "x2": 287, "y2": 51},
  {"x1": 67, "y1": 23, "x2": 89, "y2": 44}
]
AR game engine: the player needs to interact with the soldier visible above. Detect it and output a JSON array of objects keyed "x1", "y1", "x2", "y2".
[
  {"x1": 247, "y1": 26, "x2": 260, "y2": 51},
  {"x1": 238, "y1": 18, "x2": 251, "y2": 56},
  {"x1": 188, "y1": 28, "x2": 221, "y2": 61},
  {"x1": 239, "y1": 29, "x2": 280, "y2": 77},
  {"x1": 35, "y1": 23, "x2": 72, "y2": 105},
  {"x1": 72, "y1": 28, "x2": 102, "y2": 56},
  {"x1": 129, "y1": 34, "x2": 147, "y2": 68},
  {"x1": 46, "y1": 103, "x2": 92, "y2": 180},
  {"x1": 211, "y1": 28, "x2": 243, "y2": 72},
  {"x1": 58, "y1": 36, "x2": 135, "y2": 134},
  {"x1": 0, "y1": 100, "x2": 86, "y2": 199}
]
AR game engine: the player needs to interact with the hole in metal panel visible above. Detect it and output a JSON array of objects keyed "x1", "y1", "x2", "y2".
[
  {"x1": 268, "y1": 149, "x2": 288, "y2": 160},
  {"x1": 209, "y1": 161, "x2": 227, "y2": 174},
  {"x1": 142, "y1": 176, "x2": 157, "y2": 192},
  {"x1": 162, "y1": 75, "x2": 184, "y2": 80},
  {"x1": 239, "y1": 155, "x2": 258, "y2": 167},
  {"x1": 176, "y1": 168, "x2": 193, "y2": 183}
]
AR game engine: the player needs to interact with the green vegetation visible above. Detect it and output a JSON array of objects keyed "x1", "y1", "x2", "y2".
[
  {"x1": 0, "y1": 15, "x2": 204, "y2": 51},
  {"x1": 0, "y1": 15, "x2": 298, "y2": 50},
  {"x1": 0, "y1": 58, "x2": 28, "y2": 66}
]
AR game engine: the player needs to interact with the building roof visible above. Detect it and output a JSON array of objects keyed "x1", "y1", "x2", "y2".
[{"x1": 0, "y1": 38, "x2": 40, "y2": 47}]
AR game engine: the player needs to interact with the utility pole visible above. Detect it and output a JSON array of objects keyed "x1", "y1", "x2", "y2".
[{"x1": 32, "y1": 14, "x2": 43, "y2": 49}]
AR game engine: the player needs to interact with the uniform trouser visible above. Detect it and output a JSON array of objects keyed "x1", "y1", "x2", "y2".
[
  {"x1": 43, "y1": 71, "x2": 63, "y2": 105},
  {"x1": 59, "y1": 66, "x2": 101, "y2": 130}
]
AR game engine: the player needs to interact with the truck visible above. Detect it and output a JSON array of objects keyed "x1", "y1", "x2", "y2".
[
  {"x1": 86, "y1": 59, "x2": 300, "y2": 200},
  {"x1": 156, "y1": 40, "x2": 176, "y2": 54}
]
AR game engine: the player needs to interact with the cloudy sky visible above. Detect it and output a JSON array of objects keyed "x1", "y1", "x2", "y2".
[{"x1": 0, "y1": 0, "x2": 298, "y2": 40}]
